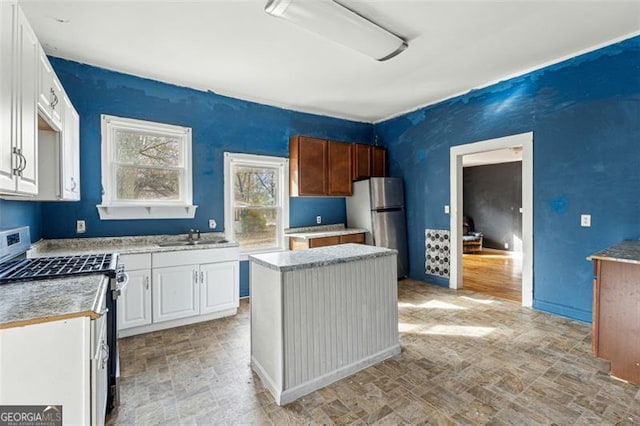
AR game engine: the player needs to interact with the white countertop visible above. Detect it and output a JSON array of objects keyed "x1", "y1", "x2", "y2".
[
  {"x1": 0, "y1": 274, "x2": 109, "y2": 329},
  {"x1": 28, "y1": 233, "x2": 239, "y2": 257},
  {"x1": 249, "y1": 243, "x2": 396, "y2": 272}
]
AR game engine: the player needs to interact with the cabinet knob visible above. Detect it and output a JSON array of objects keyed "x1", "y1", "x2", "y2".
[{"x1": 70, "y1": 177, "x2": 77, "y2": 191}]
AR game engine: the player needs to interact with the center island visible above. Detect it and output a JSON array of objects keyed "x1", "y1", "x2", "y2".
[{"x1": 249, "y1": 243, "x2": 400, "y2": 405}]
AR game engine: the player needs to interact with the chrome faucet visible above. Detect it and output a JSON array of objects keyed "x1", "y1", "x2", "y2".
[{"x1": 188, "y1": 229, "x2": 201, "y2": 242}]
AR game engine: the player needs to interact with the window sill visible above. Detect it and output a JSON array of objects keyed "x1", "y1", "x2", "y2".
[{"x1": 96, "y1": 204, "x2": 198, "y2": 220}]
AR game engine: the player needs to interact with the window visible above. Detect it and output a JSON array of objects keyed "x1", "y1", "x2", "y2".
[
  {"x1": 97, "y1": 115, "x2": 196, "y2": 219},
  {"x1": 224, "y1": 152, "x2": 289, "y2": 255}
]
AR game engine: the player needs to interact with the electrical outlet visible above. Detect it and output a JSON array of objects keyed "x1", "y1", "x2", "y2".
[
  {"x1": 316, "y1": 216, "x2": 322, "y2": 224},
  {"x1": 76, "y1": 220, "x2": 86, "y2": 233},
  {"x1": 208, "y1": 219, "x2": 217, "y2": 229},
  {"x1": 581, "y1": 214, "x2": 591, "y2": 227},
  {"x1": 444, "y1": 205, "x2": 450, "y2": 214}
]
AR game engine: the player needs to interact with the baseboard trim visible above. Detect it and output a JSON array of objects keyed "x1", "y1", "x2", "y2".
[
  {"x1": 252, "y1": 345, "x2": 401, "y2": 406},
  {"x1": 533, "y1": 300, "x2": 591, "y2": 323},
  {"x1": 118, "y1": 308, "x2": 238, "y2": 338}
]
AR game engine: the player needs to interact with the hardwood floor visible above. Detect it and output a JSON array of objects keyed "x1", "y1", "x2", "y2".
[{"x1": 463, "y1": 248, "x2": 522, "y2": 302}]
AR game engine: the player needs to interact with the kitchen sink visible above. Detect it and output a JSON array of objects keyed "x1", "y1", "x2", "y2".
[{"x1": 157, "y1": 239, "x2": 229, "y2": 247}]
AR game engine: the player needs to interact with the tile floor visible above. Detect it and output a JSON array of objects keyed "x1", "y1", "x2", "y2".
[{"x1": 108, "y1": 279, "x2": 639, "y2": 425}]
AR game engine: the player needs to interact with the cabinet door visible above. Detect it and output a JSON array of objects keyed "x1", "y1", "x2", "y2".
[
  {"x1": 327, "y1": 141, "x2": 352, "y2": 196},
  {"x1": 309, "y1": 236, "x2": 341, "y2": 248},
  {"x1": 340, "y1": 233, "x2": 365, "y2": 244},
  {"x1": 15, "y1": 8, "x2": 38, "y2": 195},
  {"x1": 371, "y1": 146, "x2": 387, "y2": 177},
  {"x1": 117, "y1": 269, "x2": 152, "y2": 330},
  {"x1": 0, "y1": 2, "x2": 16, "y2": 192},
  {"x1": 290, "y1": 136, "x2": 326, "y2": 196},
  {"x1": 61, "y1": 95, "x2": 80, "y2": 200},
  {"x1": 200, "y1": 261, "x2": 239, "y2": 314},
  {"x1": 352, "y1": 144, "x2": 371, "y2": 181},
  {"x1": 153, "y1": 265, "x2": 199, "y2": 323}
]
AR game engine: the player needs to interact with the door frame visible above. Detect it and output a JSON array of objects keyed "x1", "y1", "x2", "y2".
[{"x1": 449, "y1": 132, "x2": 533, "y2": 307}]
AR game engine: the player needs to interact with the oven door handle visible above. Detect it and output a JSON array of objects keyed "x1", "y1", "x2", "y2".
[{"x1": 112, "y1": 271, "x2": 129, "y2": 300}]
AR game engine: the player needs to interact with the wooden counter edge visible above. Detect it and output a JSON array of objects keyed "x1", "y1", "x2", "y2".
[{"x1": 0, "y1": 310, "x2": 100, "y2": 330}]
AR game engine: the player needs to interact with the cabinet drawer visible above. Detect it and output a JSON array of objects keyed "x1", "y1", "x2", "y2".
[
  {"x1": 119, "y1": 253, "x2": 151, "y2": 271},
  {"x1": 340, "y1": 233, "x2": 365, "y2": 244},
  {"x1": 153, "y1": 247, "x2": 239, "y2": 268},
  {"x1": 309, "y1": 236, "x2": 341, "y2": 248}
]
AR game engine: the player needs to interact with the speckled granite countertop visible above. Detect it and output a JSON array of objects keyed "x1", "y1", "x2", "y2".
[
  {"x1": 0, "y1": 275, "x2": 109, "y2": 329},
  {"x1": 250, "y1": 243, "x2": 396, "y2": 272},
  {"x1": 285, "y1": 224, "x2": 368, "y2": 240},
  {"x1": 587, "y1": 240, "x2": 640, "y2": 265},
  {"x1": 28, "y1": 232, "x2": 239, "y2": 257}
]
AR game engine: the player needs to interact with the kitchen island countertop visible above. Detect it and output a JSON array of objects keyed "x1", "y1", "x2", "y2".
[
  {"x1": 587, "y1": 240, "x2": 640, "y2": 265},
  {"x1": 0, "y1": 274, "x2": 109, "y2": 329},
  {"x1": 250, "y1": 243, "x2": 396, "y2": 272}
]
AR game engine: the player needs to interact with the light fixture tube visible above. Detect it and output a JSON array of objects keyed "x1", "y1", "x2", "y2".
[{"x1": 265, "y1": 0, "x2": 407, "y2": 61}]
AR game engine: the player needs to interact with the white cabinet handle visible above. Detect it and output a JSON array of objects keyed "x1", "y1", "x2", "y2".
[
  {"x1": 50, "y1": 88, "x2": 59, "y2": 109},
  {"x1": 145, "y1": 276, "x2": 150, "y2": 290},
  {"x1": 193, "y1": 270, "x2": 198, "y2": 284}
]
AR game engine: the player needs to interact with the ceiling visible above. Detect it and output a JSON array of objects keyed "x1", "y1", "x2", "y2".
[{"x1": 20, "y1": 1, "x2": 640, "y2": 123}]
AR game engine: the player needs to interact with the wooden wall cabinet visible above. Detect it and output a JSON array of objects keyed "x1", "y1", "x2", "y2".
[
  {"x1": 327, "y1": 141, "x2": 352, "y2": 196},
  {"x1": 290, "y1": 136, "x2": 353, "y2": 196},
  {"x1": 352, "y1": 144, "x2": 387, "y2": 181},
  {"x1": 290, "y1": 135, "x2": 387, "y2": 196}
]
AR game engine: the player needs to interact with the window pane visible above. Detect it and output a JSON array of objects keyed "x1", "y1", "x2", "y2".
[
  {"x1": 115, "y1": 129, "x2": 181, "y2": 167},
  {"x1": 116, "y1": 166, "x2": 180, "y2": 200},
  {"x1": 233, "y1": 207, "x2": 278, "y2": 249},
  {"x1": 234, "y1": 166, "x2": 277, "y2": 206}
]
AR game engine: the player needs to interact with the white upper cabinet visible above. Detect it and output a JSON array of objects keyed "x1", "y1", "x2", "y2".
[
  {"x1": 38, "y1": 48, "x2": 63, "y2": 131},
  {"x1": 61, "y1": 94, "x2": 80, "y2": 200},
  {"x1": 0, "y1": 3, "x2": 39, "y2": 196},
  {"x1": 0, "y1": 2, "x2": 16, "y2": 192},
  {"x1": 0, "y1": 2, "x2": 80, "y2": 199}
]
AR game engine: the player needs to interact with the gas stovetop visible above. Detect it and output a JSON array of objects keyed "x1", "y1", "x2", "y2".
[{"x1": 0, "y1": 253, "x2": 118, "y2": 283}]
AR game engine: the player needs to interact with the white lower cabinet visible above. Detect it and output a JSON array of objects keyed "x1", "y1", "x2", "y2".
[
  {"x1": 0, "y1": 314, "x2": 108, "y2": 426},
  {"x1": 118, "y1": 247, "x2": 239, "y2": 337},
  {"x1": 201, "y1": 261, "x2": 238, "y2": 314},
  {"x1": 153, "y1": 264, "x2": 200, "y2": 323},
  {"x1": 117, "y1": 269, "x2": 152, "y2": 330}
]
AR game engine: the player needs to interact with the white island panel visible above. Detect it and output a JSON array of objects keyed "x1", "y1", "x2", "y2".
[{"x1": 250, "y1": 244, "x2": 399, "y2": 405}]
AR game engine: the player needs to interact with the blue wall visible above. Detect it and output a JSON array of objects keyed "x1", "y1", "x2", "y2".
[
  {"x1": 0, "y1": 199, "x2": 42, "y2": 242},
  {"x1": 375, "y1": 36, "x2": 640, "y2": 322},
  {"x1": 42, "y1": 58, "x2": 373, "y2": 239},
  {"x1": 31, "y1": 58, "x2": 373, "y2": 296}
]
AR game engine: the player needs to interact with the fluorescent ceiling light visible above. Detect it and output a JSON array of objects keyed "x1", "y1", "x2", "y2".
[{"x1": 265, "y1": 0, "x2": 408, "y2": 61}]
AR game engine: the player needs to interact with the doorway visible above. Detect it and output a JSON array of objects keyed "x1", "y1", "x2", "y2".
[
  {"x1": 461, "y1": 156, "x2": 522, "y2": 302},
  {"x1": 449, "y1": 132, "x2": 533, "y2": 307}
]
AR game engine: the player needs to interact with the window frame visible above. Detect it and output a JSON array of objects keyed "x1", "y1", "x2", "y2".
[
  {"x1": 97, "y1": 114, "x2": 196, "y2": 220},
  {"x1": 224, "y1": 152, "x2": 289, "y2": 257}
]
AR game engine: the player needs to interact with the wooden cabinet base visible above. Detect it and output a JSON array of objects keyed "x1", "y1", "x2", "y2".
[{"x1": 592, "y1": 259, "x2": 640, "y2": 385}]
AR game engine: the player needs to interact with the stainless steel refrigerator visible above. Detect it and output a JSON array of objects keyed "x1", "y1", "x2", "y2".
[{"x1": 346, "y1": 177, "x2": 409, "y2": 278}]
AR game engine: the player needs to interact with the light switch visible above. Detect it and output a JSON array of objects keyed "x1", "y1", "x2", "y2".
[
  {"x1": 581, "y1": 214, "x2": 591, "y2": 227},
  {"x1": 444, "y1": 205, "x2": 450, "y2": 214}
]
